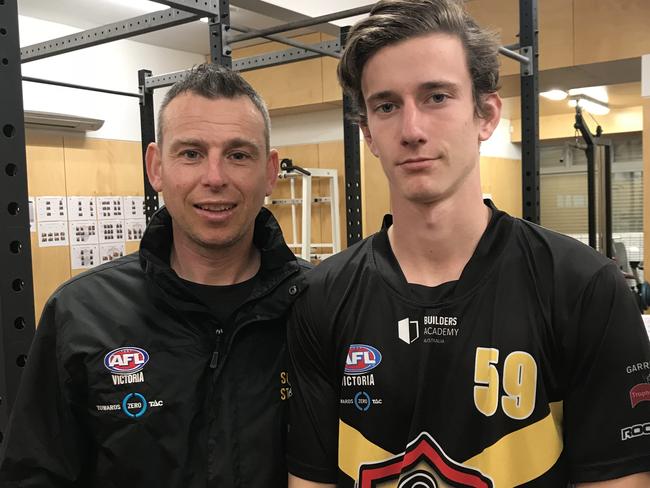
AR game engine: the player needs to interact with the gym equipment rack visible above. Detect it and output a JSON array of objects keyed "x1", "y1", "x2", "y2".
[{"x1": 0, "y1": 0, "x2": 540, "y2": 440}]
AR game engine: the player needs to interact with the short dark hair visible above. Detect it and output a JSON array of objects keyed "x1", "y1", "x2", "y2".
[
  {"x1": 338, "y1": 0, "x2": 500, "y2": 125},
  {"x1": 156, "y1": 63, "x2": 271, "y2": 152}
]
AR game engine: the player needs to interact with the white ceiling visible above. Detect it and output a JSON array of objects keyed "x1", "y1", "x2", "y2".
[{"x1": 17, "y1": 0, "x2": 374, "y2": 54}]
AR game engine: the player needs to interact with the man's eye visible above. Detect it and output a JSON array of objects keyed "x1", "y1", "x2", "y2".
[
  {"x1": 430, "y1": 93, "x2": 448, "y2": 103},
  {"x1": 376, "y1": 103, "x2": 395, "y2": 114},
  {"x1": 230, "y1": 152, "x2": 250, "y2": 161},
  {"x1": 182, "y1": 150, "x2": 200, "y2": 159}
]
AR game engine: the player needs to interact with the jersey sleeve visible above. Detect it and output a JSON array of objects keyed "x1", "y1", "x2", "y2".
[
  {"x1": 0, "y1": 298, "x2": 89, "y2": 487},
  {"x1": 562, "y1": 262, "x2": 650, "y2": 482},
  {"x1": 286, "y1": 288, "x2": 340, "y2": 483}
]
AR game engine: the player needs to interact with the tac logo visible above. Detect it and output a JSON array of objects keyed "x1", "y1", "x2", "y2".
[
  {"x1": 398, "y1": 318, "x2": 419, "y2": 344},
  {"x1": 345, "y1": 344, "x2": 382, "y2": 375},
  {"x1": 104, "y1": 347, "x2": 149, "y2": 374},
  {"x1": 358, "y1": 432, "x2": 493, "y2": 488}
]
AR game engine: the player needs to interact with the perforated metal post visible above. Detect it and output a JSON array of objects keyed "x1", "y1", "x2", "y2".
[
  {"x1": 340, "y1": 26, "x2": 363, "y2": 246},
  {"x1": 0, "y1": 0, "x2": 36, "y2": 438},
  {"x1": 520, "y1": 0, "x2": 540, "y2": 223},
  {"x1": 209, "y1": 0, "x2": 231, "y2": 67},
  {"x1": 138, "y1": 69, "x2": 159, "y2": 222}
]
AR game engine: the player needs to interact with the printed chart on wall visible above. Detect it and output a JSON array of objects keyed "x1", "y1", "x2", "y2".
[{"x1": 33, "y1": 195, "x2": 146, "y2": 270}]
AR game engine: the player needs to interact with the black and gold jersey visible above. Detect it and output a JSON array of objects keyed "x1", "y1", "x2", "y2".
[{"x1": 287, "y1": 202, "x2": 650, "y2": 487}]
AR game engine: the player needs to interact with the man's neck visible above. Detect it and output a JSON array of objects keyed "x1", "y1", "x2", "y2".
[
  {"x1": 388, "y1": 186, "x2": 490, "y2": 287},
  {"x1": 170, "y1": 230, "x2": 260, "y2": 286}
]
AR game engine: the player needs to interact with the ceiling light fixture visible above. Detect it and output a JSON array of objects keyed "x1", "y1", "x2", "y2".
[
  {"x1": 568, "y1": 94, "x2": 610, "y2": 115},
  {"x1": 540, "y1": 89, "x2": 568, "y2": 101}
]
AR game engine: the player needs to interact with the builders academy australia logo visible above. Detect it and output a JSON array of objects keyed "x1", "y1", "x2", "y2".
[{"x1": 398, "y1": 315, "x2": 460, "y2": 345}]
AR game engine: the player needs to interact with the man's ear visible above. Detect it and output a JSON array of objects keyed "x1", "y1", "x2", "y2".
[
  {"x1": 145, "y1": 142, "x2": 163, "y2": 192},
  {"x1": 478, "y1": 93, "x2": 502, "y2": 142},
  {"x1": 360, "y1": 123, "x2": 380, "y2": 158},
  {"x1": 265, "y1": 148, "x2": 280, "y2": 196}
]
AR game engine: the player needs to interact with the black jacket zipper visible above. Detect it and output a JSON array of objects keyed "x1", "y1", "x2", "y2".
[{"x1": 210, "y1": 328, "x2": 224, "y2": 369}]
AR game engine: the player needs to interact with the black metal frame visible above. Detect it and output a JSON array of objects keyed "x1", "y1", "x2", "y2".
[
  {"x1": 519, "y1": 0, "x2": 540, "y2": 223},
  {"x1": 574, "y1": 108, "x2": 613, "y2": 258},
  {"x1": 1, "y1": 0, "x2": 540, "y2": 433},
  {"x1": 1, "y1": 0, "x2": 37, "y2": 442}
]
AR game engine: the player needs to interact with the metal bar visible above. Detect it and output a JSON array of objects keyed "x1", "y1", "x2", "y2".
[
  {"x1": 519, "y1": 0, "x2": 540, "y2": 223},
  {"x1": 231, "y1": 24, "x2": 341, "y2": 59},
  {"x1": 574, "y1": 108, "x2": 596, "y2": 249},
  {"x1": 503, "y1": 43, "x2": 521, "y2": 51},
  {"x1": 209, "y1": 0, "x2": 232, "y2": 66},
  {"x1": 603, "y1": 143, "x2": 613, "y2": 258},
  {"x1": 0, "y1": 0, "x2": 36, "y2": 434},
  {"x1": 498, "y1": 46, "x2": 529, "y2": 65},
  {"x1": 227, "y1": 5, "x2": 372, "y2": 44},
  {"x1": 340, "y1": 26, "x2": 363, "y2": 246},
  {"x1": 301, "y1": 174, "x2": 312, "y2": 260},
  {"x1": 22, "y1": 76, "x2": 140, "y2": 99},
  {"x1": 21, "y1": 9, "x2": 199, "y2": 63},
  {"x1": 151, "y1": 0, "x2": 219, "y2": 17},
  {"x1": 138, "y1": 70, "x2": 159, "y2": 223},
  {"x1": 145, "y1": 40, "x2": 340, "y2": 89}
]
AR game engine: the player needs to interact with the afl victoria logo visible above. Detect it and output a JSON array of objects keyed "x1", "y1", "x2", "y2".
[
  {"x1": 345, "y1": 344, "x2": 382, "y2": 375},
  {"x1": 104, "y1": 347, "x2": 149, "y2": 374}
]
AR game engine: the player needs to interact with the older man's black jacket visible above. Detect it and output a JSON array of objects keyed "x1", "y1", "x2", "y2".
[{"x1": 0, "y1": 207, "x2": 310, "y2": 487}]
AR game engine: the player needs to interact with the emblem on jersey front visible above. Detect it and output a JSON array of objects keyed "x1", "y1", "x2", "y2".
[
  {"x1": 104, "y1": 347, "x2": 149, "y2": 385},
  {"x1": 358, "y1": 432, "x2": 493, "y2": 488},
  {"x1": 345, "y1": 344, "x2": 382, "y2": 375}
]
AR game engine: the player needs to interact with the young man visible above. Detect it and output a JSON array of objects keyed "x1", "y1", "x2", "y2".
[
  {"x1": 287, "y1": 1, "x2": 650, "y2": 486},
  {"x1": 0, "y1": 64, "x2": 309, "y2": 487}
]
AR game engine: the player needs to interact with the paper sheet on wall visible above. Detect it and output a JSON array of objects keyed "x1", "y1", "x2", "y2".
[
  {"x1": 125, "y1": 219, "x2": 146, "y2": 241},
  {"x1": 36, "y1": 196, "x2": 67, "y2": 222},
  {"x1": 29, "y1": 197, "x2": 35, "y2": 232},
  {"x1": 71, "y1": 244, "x2": 100, "y2": 269},
  {"x1": 99, "y1": 220, "x2": 125, "y2": 243},
  {"x1": 98, "y1": 196, "x2": 124, "y2": 219},
  {"x1": 69, "y1": 220, "x2": 99, "y2": 245},
  {"x1": 37, "y1": 221, "x2": 69, "y2": 247},
  {"x1": 124, "y1": 196, "x2": 145, "y2": 219},
  {"x1": 68, "y1": 196, "x2": 97, "y2": 221},
  {"x1": 100, "y1": 243, "x2": 125, "y2": 264}
]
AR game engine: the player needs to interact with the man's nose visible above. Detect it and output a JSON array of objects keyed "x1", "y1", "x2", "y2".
[
  {"x1": 400, "y1": 101, "x2": 428, "y2": 147},
  {"x1": 202, "y1": 155, "x2": 227, "y2": 188}
]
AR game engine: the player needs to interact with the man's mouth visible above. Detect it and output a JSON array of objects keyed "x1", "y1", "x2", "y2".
[{"x1": 194, "y1": 203, "x2": 236, "y2": 212}]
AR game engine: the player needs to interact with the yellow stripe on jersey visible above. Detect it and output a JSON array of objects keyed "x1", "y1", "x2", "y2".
[
  {"x1": 339, "y1": 420, "x2": 393, "y2": 479},
  {"x1": 338, "y1": 401, "x2": 564, "y2": 486}
]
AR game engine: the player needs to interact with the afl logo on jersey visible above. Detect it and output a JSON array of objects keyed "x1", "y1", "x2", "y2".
[
  {"x1": 345, "y1": 344, "x2": 382, "y2": 375},
  {"x1": 104, "y1": 347, "x2": 149, "y2": 374}
]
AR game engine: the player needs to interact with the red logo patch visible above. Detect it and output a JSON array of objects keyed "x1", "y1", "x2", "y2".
[
  {"x1": 630, "y1": 383, "x2": 650, "y2": 408},
  {"x1": 358, "y1": 432, "x2": 493, "y2": 488}
]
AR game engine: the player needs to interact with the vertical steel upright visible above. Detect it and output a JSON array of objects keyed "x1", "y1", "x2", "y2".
[
  {"x1": 519, "y1": 0, "x2": 540, "y2": 223},
  {"x1": 340, "y1": 26, "x2": 363, "y2": 246},
  {"x1": 138, "y1": 69, "x2": 159, "y2": 223},
  {"x1": 0, "y1": 0, "x2": 36, "y2": 439},
  {"x1": 210, "y1": 0, "x2": 232, "y2": 68}
]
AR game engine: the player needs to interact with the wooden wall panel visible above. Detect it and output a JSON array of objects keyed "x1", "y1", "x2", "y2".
[
  {"x1": 25, "y1": 131, "x2": 71, "y2": 322},
  {"x1": 25, "y1": 132, "x2": 66, "y2": 196},
  {"x1": 361, "y1": 145, "x2": 390, "y2": 237},
  {"x1": 237, "y1": 34, "x2": 325, "y2": 111},
  {"x1": 63, "y1": 136, "x2": 143, "y2": 196},
  {"x1": 317, "y1": 140, "x2": 346, "y2": 250},
  {"x1": 480, "y1": 156, "x2": 522, "y2": 218},
  {"x1": 574, "y1": 0, "x2": 650, "y2": 65},
  {"x1": 643, "y1": 98, "x2": 650, "y2": 281}
]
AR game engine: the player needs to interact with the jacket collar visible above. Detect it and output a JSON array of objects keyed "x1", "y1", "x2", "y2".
[{"x1": 138, "y1": 206, "x2": 300, "y2": 314}]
